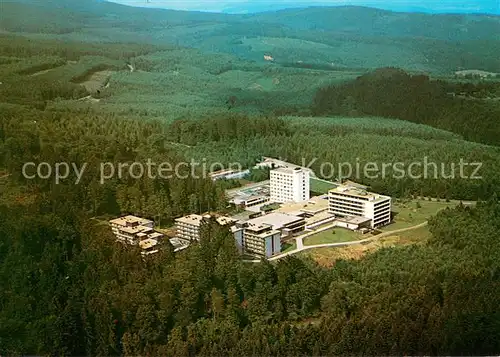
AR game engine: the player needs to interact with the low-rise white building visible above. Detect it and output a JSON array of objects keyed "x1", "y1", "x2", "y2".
[
  {"x1": 244, "y1": 212, "x2": 305, "y2": 238},
  {"x1": 139, "y1": 238, "x2": 159, "y2": 256},
  {"x1": 209, "y1": 169, "x2": 250, "y2": 181},
  {"x1": 328, "y1": 184, "x2": 391, "y2": 228},
  {"x1": 270, "y1": 167, "x2": 310, "y2": 203}
]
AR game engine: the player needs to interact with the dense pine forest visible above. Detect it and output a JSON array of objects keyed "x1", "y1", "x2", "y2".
[
  {"x1": 2, "y1": 100, "x2": 500, "y2": 355},
  {"x1": 2, "y1": 174, "x2": 500, "y2": 355},
  {"x1": 313, "y1": 67, "x2": 500, "y2": 146},
  {"x1": 1, "y1": 1, "x2": 500, "y2": 355}
]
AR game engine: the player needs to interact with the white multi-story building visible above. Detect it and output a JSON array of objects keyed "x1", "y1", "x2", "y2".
[
  {"x1": 109, "y1": 215, "x2": 165, "y2": 255},
  {"x1": 175, "y1": 214, "x2": 239, "y2": 242},
  {"x1": 175, "y1": 212, "x2": 304, "y2": 258},
  {"x1": 234, "y1": 212, "x2": 305, "y2": 257},
  {"x1": 328, "y1": 184, "x2": 391, "y2": 228},
  {"x1": 110, "y1": 215, "x2": 158, "y2": 245},
  {"x1": 255, "y1": 157, "x2": 316, "y2": 177},
  {"x1": 270, "y1": 167, "x2": 310, "y2": 203},
  {"x1": 238, "y1": 222, "x2": 281, "y2": 257},
  {"x1": 174, "y1": 214, "x2": 207, "y2": 241}
]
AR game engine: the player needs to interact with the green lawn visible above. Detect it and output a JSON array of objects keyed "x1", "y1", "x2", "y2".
[
  {"x1": 282, "y1": 240, "x2": 297, "y2": 252},
  {"x1": 382, "y1": 198, "x2": 459, "y2": 231},
  {"x1": 395, "y1": 225, "x2": 432, "y2": 244},
  {"x1": 304, "y1": 228, "x2": 361, "y2": 246},
  {"x1": 310, "y1": 177, "x2": 338, "y2": 194}
]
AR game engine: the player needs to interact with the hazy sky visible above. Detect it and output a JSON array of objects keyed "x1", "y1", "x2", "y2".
[{"x1": 106, "y1": 0, "x2": 500, "y2": 14}]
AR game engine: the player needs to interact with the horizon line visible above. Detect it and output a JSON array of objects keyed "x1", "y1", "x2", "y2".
[{"x1": 104, "y1": 1, "x2": 500, "y2": 15}]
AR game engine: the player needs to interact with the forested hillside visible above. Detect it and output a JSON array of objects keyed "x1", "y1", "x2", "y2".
[
  {"x1": 1, "y1": 175, "x2": 500, "y2": 355},
  {"x1": 2, "y1": 0, "x2": 500, "y2": 73},
  {"x1": 1, "y1": 4, "x2": 500, "y2": 355},
  {"x1": 313, "y1": 67, "x2": 500, "y2": 146}
]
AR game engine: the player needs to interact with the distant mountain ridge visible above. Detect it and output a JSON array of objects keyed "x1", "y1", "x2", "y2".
[
  {"x1": 105, "y1": 0, "x2": 500, "y2": 15},
  {"x1": 220, "y1": 2, "x2": 500, "y2": 15},
  {"x1": 1, "y1": 0, "x2": 499, "y2": 73}
]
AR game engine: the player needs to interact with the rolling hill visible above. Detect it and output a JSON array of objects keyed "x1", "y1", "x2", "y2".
[{"x1": 1, "y1": 0, "x2": 499, "y2": 73}]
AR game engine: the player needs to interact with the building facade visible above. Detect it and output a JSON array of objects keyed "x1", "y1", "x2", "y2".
[
  {"x1": 174, "y1": 214, "x2": 208, "y2": 241},
  {"x1": 237, "y1": 221, "x2": 281, "y2": 257},
  {"x1": 110, "y1": 215, "x2": 158, "y2": 245},
  {"x1": 209, "y1": 169, "x2": 250, "y2": 181},
  {"x1": 270, "y1": 167, "x2": 310, "y2": 203},
  {"x1": 328, "y1": 185, "x2": 391, "y2": 228},
  {"x1": 255, "y1": 157, "x2": 315, "y2": 177},
  {"x1": 109, "y1": 215, "x2": 165, "y2": 255},
  {"x1": 232, "y1": 212, "x2": 306, "y2": 257},
  {"x1": 244, "y1": 212, "x2": 305, "y2": 238}
]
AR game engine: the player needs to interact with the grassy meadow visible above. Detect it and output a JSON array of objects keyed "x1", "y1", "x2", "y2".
[
  {"x1": 303, "y1": 228, "x2": 361, "y2": 246},
  {"x1": 385, "y1": 198, "x2": 466, "y2": 231},
  {"x1": 301, "y1": 224, "x2": 433, "y2": 267}
]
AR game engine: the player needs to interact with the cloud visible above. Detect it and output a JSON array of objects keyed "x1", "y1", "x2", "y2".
[{"x1": 106, "y1": 0, "x2": 499, "y2": 14}]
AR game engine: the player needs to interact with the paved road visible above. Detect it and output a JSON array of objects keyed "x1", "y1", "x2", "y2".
[
  {"x1": 240, "y1": 198, "x2": 477, "y2": 263},
  {"x1": 243, "y1": 222, "x2": 429, "y2": 263}
]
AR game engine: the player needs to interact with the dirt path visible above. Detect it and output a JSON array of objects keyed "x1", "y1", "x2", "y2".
[{"x1": 243, "y1": 222, "x2": 429, "y2": 263}]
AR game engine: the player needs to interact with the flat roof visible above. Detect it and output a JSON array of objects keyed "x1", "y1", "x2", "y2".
[
  {"x1": 337, "y1": 216, "x2": 372, "y2": 225},
  {"x1": 257, "y1": 157, "x2": 315, "y2": 174},
  {"x1": 330, "y1": 184, "x2": 390, "y2": 202},
  {"x1": 304, "y1": 211, "x2": 335, "y2": 225},
  {"x1": 175, "y1": 214, "x2": 204, "y2": 226},
  {"x1": 276, "y1": 195, "x2": 329, "y2": 215},
  {"x1": 246, "y1": 212, "x2": 304, "y2": 231},
  {"x1": 139, "y1": 238, "x2": 158, "y2": 250},
  {"x1": 210, "y1": 168, "x2": 235, "y2": 174},
  {"x1": 244, "y1": 223, "x2": 281, "y2": 237},
  {"x1": 169, "y1": 237, "x2": 190, "y2": 249},
  {"x1": 119, "y1": 225, "x2": 154, "y2": 234},
  {"x1": 271, "y1": 167, "x2": 305, "y2": 174},
  {"x1": 226, "y1": 181, "x2": 270, "y2": 195},
  {"x1": 216, "y1": 216, "x2": 238, "y2": 226},
  {"x1": 109, "y1": 215, "x2": 153, "y2": 227},
  {"x1": 148, "y1": 232, "x2": 164, "y2": 239},
  {"x1": 343, "y1": 180, "x2": 368, "y2": 190},
  {"x1": 245, "y1": 222, "x2": 273, "y2": 232},
  {"x1": 176, "y1": 214, "x2": 241, "y2": 228},
  {"x1": 230, "y1": 211, "x2": 255, "y2": 221},
  {"x1": 255, "y1": 229, "x2": 281, "y2": 238},
  {"x1": 228, "y1": 185, "x2": 271, "y2": 205},
  {"x1": 210, "y1": 169, "x2": 249, "y2": 177}
]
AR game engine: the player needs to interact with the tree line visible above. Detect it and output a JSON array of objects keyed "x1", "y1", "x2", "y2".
[
  {"x1": 1, "y1": 181, "x2": 500, "y2": 355},
  {"x1": 312, "y1": 67, "x2": 500, "y2": 146}
]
